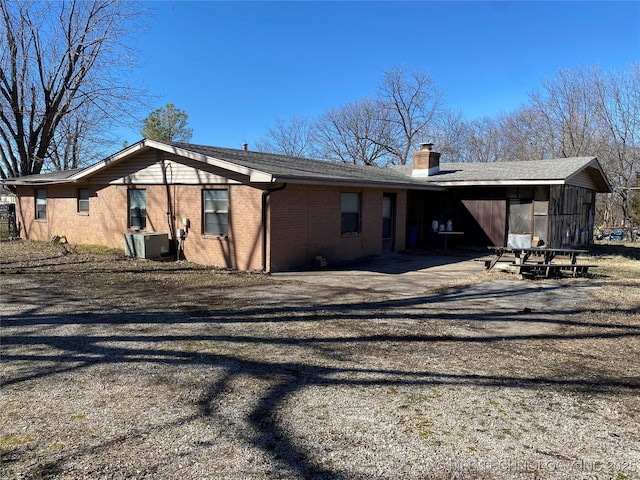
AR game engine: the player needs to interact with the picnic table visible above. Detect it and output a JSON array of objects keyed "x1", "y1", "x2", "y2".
[
  {"x1": 484, "y1": 246, "x2": 596, "y2": 278},
  {"x1": 437, "y1": 230, "x2": 464, "y2": 249}
]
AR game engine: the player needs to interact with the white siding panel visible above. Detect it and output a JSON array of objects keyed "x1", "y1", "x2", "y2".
[{"x1": 88, "y1": 152, "x2": 243, "y2": 185}]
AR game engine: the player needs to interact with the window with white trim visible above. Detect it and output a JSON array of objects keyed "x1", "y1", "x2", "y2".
[
  {"x1": 35, "y1": 188, "x2": 47, "y2": 220},
  {"x1": 203, "y1": 189, "x2": 229, "y2": 236},
  {"x1": 78, "y1": 188, "x2": 89, "y2": 213},
  {"x1": 128, "y1": 189, "x2": 146, "y2": 229}
]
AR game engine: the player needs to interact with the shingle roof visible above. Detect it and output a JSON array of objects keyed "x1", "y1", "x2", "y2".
[
  {"x1": 4, "y1": 168, "x2": 82, "y2": 183},
  {"x1": 432, "y1": 157, "x2": 598, "y2": 182},
  {"x1": 392, "y1": 156, "x2": 610, "y2": 192},
  {"x1": 1, "y1": 139, "x2": 611, "y2": 193},
  {"x1": 451, "y1": 157, "x2": 609, "y2": 192},
  {"x1": 169, "y1": 142, "x2": 440, "y2": 188}
]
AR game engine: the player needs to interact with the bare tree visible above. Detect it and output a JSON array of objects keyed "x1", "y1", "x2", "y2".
[
  {"x1": 47, "y1": 101, "x2": 118, "y2": 171},
  {"x1": 429, "y1": 109, "x2": 468, "y2": 163},
  {"x1": 313, "y1": 98, "x2": 392, "y2": 166},
  {"x1": 462, "y1": 116, "x2": 505, "y2": 163},
  {"x1": 591, "y1": 63, "x2": 640, "y2": 232},
  {"x1": 481, "y1": 65, "x2": 638, "y2": 231},
  {"x1": 377, "y1": 67, "x2": 445, "y2": 165},
  {"x1": 258, "y1": 67, "x2": 447, "y2": 166},
  {"x1": 0, "y1": 0, "x2": 147, "y2": 181},
  {"x1": 527, "y1": 67, "x2": 600, "y2": 158},
  {"x1": 254, "y1": 115, "x2": 314, "y2": 157},
  {"x1": 632, "y1": 173, "x2": 640, "y2": 229},
  {"x1": 497, "y1": 107, "x2": 550, "y2": 162}
]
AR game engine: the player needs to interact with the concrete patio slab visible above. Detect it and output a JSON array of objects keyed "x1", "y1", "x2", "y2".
[{"x1": 272, "y1": 252, "x2": 488, "y2": 297}]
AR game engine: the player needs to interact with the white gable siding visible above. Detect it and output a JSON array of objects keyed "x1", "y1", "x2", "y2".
[{"x1": 87, "y1": 152, "x2": 243, "y2": 185}]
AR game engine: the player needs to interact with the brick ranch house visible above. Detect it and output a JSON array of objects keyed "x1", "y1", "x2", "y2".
[{"x1": 3, "y1": 139, "x2": 611, "y2": 272}]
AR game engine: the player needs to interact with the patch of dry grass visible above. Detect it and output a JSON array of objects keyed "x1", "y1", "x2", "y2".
[{"x1": 0, "y1": 240, "x2": 273, "y2": 312}]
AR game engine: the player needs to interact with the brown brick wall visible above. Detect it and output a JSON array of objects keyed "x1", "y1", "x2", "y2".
[
  {"x1": 15, "y1": 183, "x2": 407, "y2": 272},
  {"x1": 175, "y1": 184, "x2": 264, "y2": 271},
  {"x1": 268, "y1": 184, "x2": 407, "y2": 271},
  {"x1": 15, "y1": 184, "x2": 265, "y2": 271}
]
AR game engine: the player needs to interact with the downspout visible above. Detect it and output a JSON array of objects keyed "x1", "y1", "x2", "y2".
[
  {"x1": 161, "y1": 159, "x2": 177, "y2": 248},
  {"x1": 262, "y1": 183, "x2": 287, "y2": 272}
]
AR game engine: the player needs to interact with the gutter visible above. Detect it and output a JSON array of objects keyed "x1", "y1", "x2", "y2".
[
  {"x1": 262, "y1": 183, "x2": 287, "y2": 272},
  {"x1": 270, "y1": 174, "x2": 446, "y2": 191}
]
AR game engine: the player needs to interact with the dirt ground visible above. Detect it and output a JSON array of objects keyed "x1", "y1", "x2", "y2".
[{"x1": 1, "y1": 240, "x2": 639, "y2": 479}]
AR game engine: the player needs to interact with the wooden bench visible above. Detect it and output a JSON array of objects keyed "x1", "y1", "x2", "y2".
[
  {"x1": 475, "y1": 258, "x2": 514, "y2": 269},
  {"x1": 512, "y1": 263, "x2": 598, "y2": 278}
]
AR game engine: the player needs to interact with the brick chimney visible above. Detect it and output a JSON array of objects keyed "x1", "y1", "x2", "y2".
[{"x1": 412, "y1": 142, "x2": 440, "y2": 177}]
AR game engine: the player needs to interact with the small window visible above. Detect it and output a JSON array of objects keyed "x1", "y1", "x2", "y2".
[
  {"x1": 128, "y1": 189, "x2": 146, "y2": 229},
  {"x1": 508, "y1": 199, "x2": 532, "y2": 235},
  {"x1": 35, "y1": 188, "x2": 47, "y2": 220},
  {"x1": 203, "y1": 189, "x2": 229, "y2": 236},
  {"x1": 341, "y1": 192, "x2": 361, "y2": 234},
  {"x1": 78, "y1": 188, "x2": 89, "y2": 213}
]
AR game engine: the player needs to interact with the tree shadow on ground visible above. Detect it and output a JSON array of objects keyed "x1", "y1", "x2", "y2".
[{"x1": 3, "y1": 280, "x2": 639, "y2": 478}]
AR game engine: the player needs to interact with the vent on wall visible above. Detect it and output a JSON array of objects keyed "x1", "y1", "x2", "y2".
[{"x1": 124, "y1": 233, "x2": 170, "y2": 259}]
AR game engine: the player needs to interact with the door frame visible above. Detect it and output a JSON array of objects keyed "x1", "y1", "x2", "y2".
[{"x1": 382, "y1": 193, "x2": 396, "y2": 252}]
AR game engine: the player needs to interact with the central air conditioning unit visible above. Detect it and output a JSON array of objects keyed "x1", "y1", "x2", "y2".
[{"x1": 124, "y1": 232, "x2": 170, "y2": 259}]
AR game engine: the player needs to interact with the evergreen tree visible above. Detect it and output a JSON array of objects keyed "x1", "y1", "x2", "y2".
[{"x1": 141, "y1": 104, "x2": 193, "y2": 142}]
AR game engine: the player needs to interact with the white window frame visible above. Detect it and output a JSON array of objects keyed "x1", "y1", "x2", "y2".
[
  {"x1": 203, "y1": 189, "x2": 229, "y2": 236},
  {"x1": 78, "y1": 188, "x2": 89, "y2": 213},
  {"x1": 35, "y1": 188, "x2": 47, "y2": 220},
  {"x1": 128, "y1": 189, "x2": 146, "y2": 230}
]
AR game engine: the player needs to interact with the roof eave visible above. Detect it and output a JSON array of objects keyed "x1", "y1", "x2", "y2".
[
  {"x1": 157, "y1": 141, "x2": 272, "y2": 181},
  {"x1": 427, "y1": 179, "x2": 567, "y2": 188},
  {"x1": 67, "y1": 140, "x2": 151, "y2": 180},
  {"x1": 2, "y1": 178, "x2": 75, "y2": 186},
  {"x1": 270, "y1": 174, "x2": 445, "y2": 190}
]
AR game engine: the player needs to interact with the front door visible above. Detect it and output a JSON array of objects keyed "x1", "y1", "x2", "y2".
[{"x1": 382, "y1": 193, "x2": 396, "y2": 252}]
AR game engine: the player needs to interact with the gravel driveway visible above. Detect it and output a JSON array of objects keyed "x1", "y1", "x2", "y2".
[{"x1": 2, "y1": 242, "x2": 639, "y2": 479}]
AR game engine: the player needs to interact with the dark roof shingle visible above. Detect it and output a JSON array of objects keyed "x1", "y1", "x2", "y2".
[
  {"x1": 1, "y1": 139, "x2": 610, "y2": 193},
  {"x1": 170, "y1": 142, "x2": 441, "y2": 188}
]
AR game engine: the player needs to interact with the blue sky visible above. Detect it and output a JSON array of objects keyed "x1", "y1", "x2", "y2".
[{"x1": 120, "y1": 0, "x2": 640, "y2": 150}]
